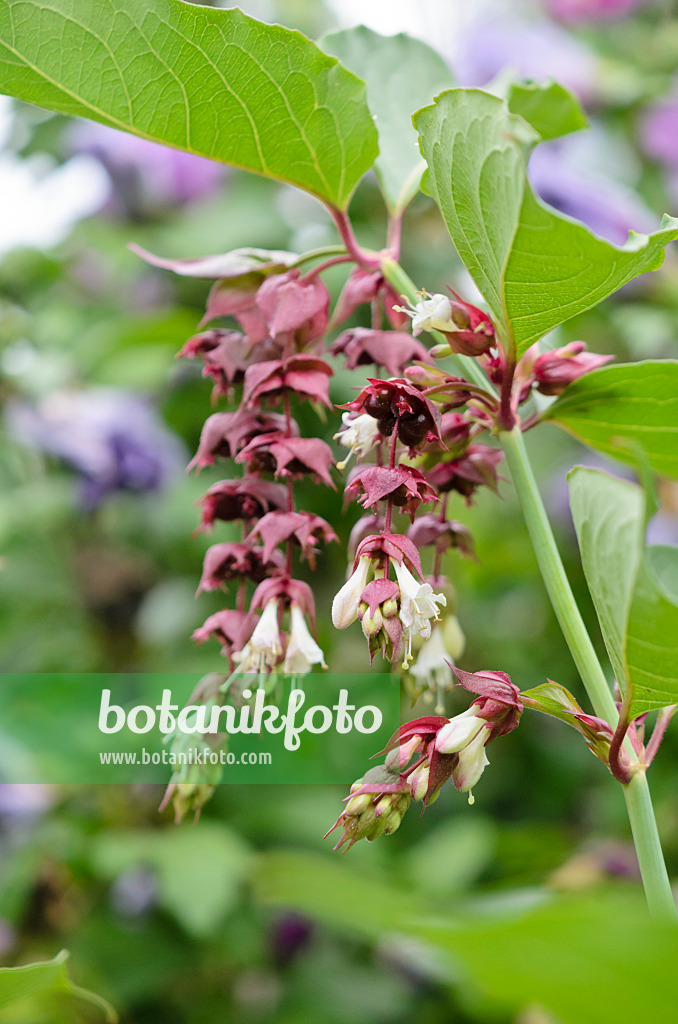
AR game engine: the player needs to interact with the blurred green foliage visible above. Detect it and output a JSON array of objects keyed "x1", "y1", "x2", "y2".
[{"x1": 1, "y1": 1, "x2": 678, "y2": 1022}]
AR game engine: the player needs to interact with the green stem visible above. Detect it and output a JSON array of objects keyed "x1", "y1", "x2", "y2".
[
  {"x1": 501, "y1": 426, "x2": 675, "y2": 921},
  {"x1": 501, "y1": 427, "x2": 615, "y2": 722},
  {"x1": 624, "y1": 773, "x2": 676, "y2": 923}
]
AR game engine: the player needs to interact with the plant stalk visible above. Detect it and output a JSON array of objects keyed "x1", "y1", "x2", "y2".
[
  {"x1": 380, "y1": 256, "x2": 675, "y2": 918},
  {"x1": 501, "y1": 426, "x2": 675, "y2": 921}
]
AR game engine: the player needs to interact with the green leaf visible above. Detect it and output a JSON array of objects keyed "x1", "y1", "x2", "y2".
[
  {"x1": 569, "y1": 468, "x2": 678, "y2": 718},
  {"x1": 546, "y1": 361, "x2": 678, "y2": 481},
  {"x1": 320, "y1": 27, "x2": 454, "y2": 212},
  {"x1": 647, "y1": 546, "x2": 678, "y2": 604},
  {"x1": 93, "y1": 822, "x2": 250, "y2": 938},
  {"x1": 0, "y1": 0, "x2": 377, "y2": 209},
  {"x1": 253, "y1": 850, "x2": 678, "y2": 1024},
  {"x1": 568, "y1": 468, "x2": 645, "y2": 691},
  {"x1": 0, "y1": 951, "x2": 116, "y2": 1021},
  {"x1": 507, "y1": 79, "x2": 588, "y2": 141},
  {"x1": 414, "y1": 89, "x2": 678, "y2": 354},
  {"x1": 626, "y1": 556, "x2": 678, "y2": 716}
]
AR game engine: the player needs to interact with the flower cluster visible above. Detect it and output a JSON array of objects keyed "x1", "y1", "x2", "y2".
[
  {"x1": 173, "y1": 263, "x2": 341, "y2": 680},
  {"x1": 331, "y1": 297, "x2": 503, "y2": 694},
  {"x1": 327, "y1": 668, "x2": 524, "y2": 850}
]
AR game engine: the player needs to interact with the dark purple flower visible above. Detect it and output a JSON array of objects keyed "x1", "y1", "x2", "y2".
[{"x1": 5, "y1": 389, "x2": 185, "y2": 510}]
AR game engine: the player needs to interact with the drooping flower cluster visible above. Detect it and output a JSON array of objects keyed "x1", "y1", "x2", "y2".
[
  {"x1": 170, "y1": 262, "x2": 341, "y2": 678},
  {"x1": 327, "y1": 668, "x2": 524, "y2": 851},
  {"x1": 331, "y1": 284, "x2": 612, "y2": 713}
]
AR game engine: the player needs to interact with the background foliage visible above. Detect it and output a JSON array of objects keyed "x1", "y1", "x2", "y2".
[{"x1": 1, "y1": 0, "x2": 678, "y2": 1021}]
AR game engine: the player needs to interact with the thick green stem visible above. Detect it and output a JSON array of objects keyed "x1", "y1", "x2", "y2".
[
  {"x1": 501, "y1": 426, "x2": 675, "y2": 921},
  {"x1": 624, "y1": 772, "x2": 676, "y2": 922},
  {"x1": 501, "y1": 427, "x2": 616, "y2": 722}
]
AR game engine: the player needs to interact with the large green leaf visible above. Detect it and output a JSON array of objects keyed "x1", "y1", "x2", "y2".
[
  {"x1": 321, "y1": 27, "x2": 454, "y2": 212},
  {"x1": 507, "y1": 79, "x2": 588, "y2": 141},
  {"x1": 0, "y1": 951, "x2": 116, "y2": 1020},
  {"x1": 569, "y1": 467, "x2": 678, "y2": 718},
  {"x1": 414, "y1": 89, "x2": 678, "y2": 354},
  {"x1": 545, "y1": 361, "x2": 678, "y2": 481},
  {"x1": 253, "y1": 850, "x2": 678, "y2": 1024},
  {"x1": 0, "y1": 0, "x2": 377, "y2": 209},
  {"x1": 568, "y1": 468, "x2": 645, "y2": 690}
]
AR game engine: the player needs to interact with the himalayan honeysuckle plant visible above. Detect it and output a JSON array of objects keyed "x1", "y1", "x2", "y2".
[{"x1": 3, "y1": 1, "x2": 678, "y2": 921}]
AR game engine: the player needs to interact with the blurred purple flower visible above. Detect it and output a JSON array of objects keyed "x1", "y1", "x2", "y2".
[
  {"x1": 110, "y1": 867, "x2": 159, "y2": 918},
  {"x1": 640, "y1": 79, "x2": 678, "y2": 205},
  {"x1": 529, "y1": 137, "x2": 655, "y2": 244},
  {"x1": 0, "y1": 784, "x2": 53, "y2": 820},
  {"x1": 545, "y1": 0, "x2": 645, "y2": 22},
  {"x1": 69, "y1": 122, "x2": 227, "y2": 213},
  {"x1": 646, "y1": 510, "x2": 678, "y2": 547},
  {"x1": 452, "y1": 17, "x2": 598, "y2": 101},
  {"x1": 6, "y1": 388, "x2": 185, "y2": 510}
]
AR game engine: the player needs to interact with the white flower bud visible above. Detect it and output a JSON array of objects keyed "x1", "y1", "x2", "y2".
[
  {"x1": 435, "y1": 709, "x2": 485, "y2": 754},
  {"x1": 452, "y1": 728, "x2": 490, "y2": 792},
  {"x1": 332, "y1": 555, "x2": 372, "y2": 629}
]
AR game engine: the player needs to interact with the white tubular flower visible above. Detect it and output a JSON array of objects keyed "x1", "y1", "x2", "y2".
[
  {"x1": 234, "y1": 599, "x2": 282, "y2": 672},
  {"x1": 332, "y1": 555, "x2": 372, "y2": 629},
  {"x1": 284, "y1": 604, "x2": 327, "y2": 674},
  {"x1": 396, "y1": 292, "x2": 456, "y2": 336},
  {"x1": 410, "y1": 623, "x2": 455, "y2": 690},
  {"x1": 393, "y1": 560, "x2": 446, "y2": 667},
  {"x1": 435, "y1": 709, "x2": 486, "y2": 754},
  {"x1": 452, "y1": 727, "x2": 490, "y2": 796},
  {"x1": 334, "y1": 413, "x2": 380, "y2": 471}
]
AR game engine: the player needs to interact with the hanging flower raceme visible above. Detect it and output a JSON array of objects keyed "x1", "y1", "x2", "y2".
[
  {"x1": 327, "y1": 669, "x2": 524, "y2": 850},
  {"x1": 332, "y1": 266, "x2": 409, "y2": 329}
]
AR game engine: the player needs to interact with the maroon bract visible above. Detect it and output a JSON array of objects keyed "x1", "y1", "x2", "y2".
[
  {"x1": 532, "y1": 342, "x2": 613, "y2": 395},
  {"x1": 255, "y1": 269, "x2": 329, "y2": 344},
  {"x1": 407, "y1": 515, "x2": 477, "y2": 560},
  {"x1": 330, "y1": 328, "x2": 431, "y2": 378},
  {"x1": 358, "y1": 577, "x2": 403, "y2": 664},
  {"x1": 197, "y1": 542, "x2": 284, "y2": 594},
  {"x1": 332, "y1": 267, "x2": 408, "y2": 328},
  {"x1": 427, "y1": 445, "x2": 503, "y2": 501},
  {"x1": 451, "y1": 668, "x2": 524, "y2": 738},
  {"x1": 354, "y1": 532, "x2": 423, "y2": 577},
  {"x1": 197, "y1": 477, "x2": 288, "y2": 529},
  {"x1": 347, "y1": 515, "x2": 386, "y2": 560},
  {"x1": 439, "y1": 412, "x2": 472, "y2": 454},
  {"x1": 441, "y1": 292, "x2": 496, "y2": 357},
  {"x1": 250, "y1": 576, "x2": 317, "y2": 624},
  {"x1": 236, "y1": 433, "x2": 335, "y2": 487},
  {"x1": 242, "y1": 355, "x2": 333, "y2": 409},
  {"x1": 189, "y1": 411, "x2": 291, "y2": 468},
  {"x1": 192, "y1": 608, "x2": 256, "y2": 658},
  {"x1": 346, "y1": 465, "x2": 440, "y2": 521},
  {"x1": 248, "y1": 510, "x2": 338, "y2": 565},
  {"x1": 201, "y1": 278, "x2": 270, "y2": 342}
]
